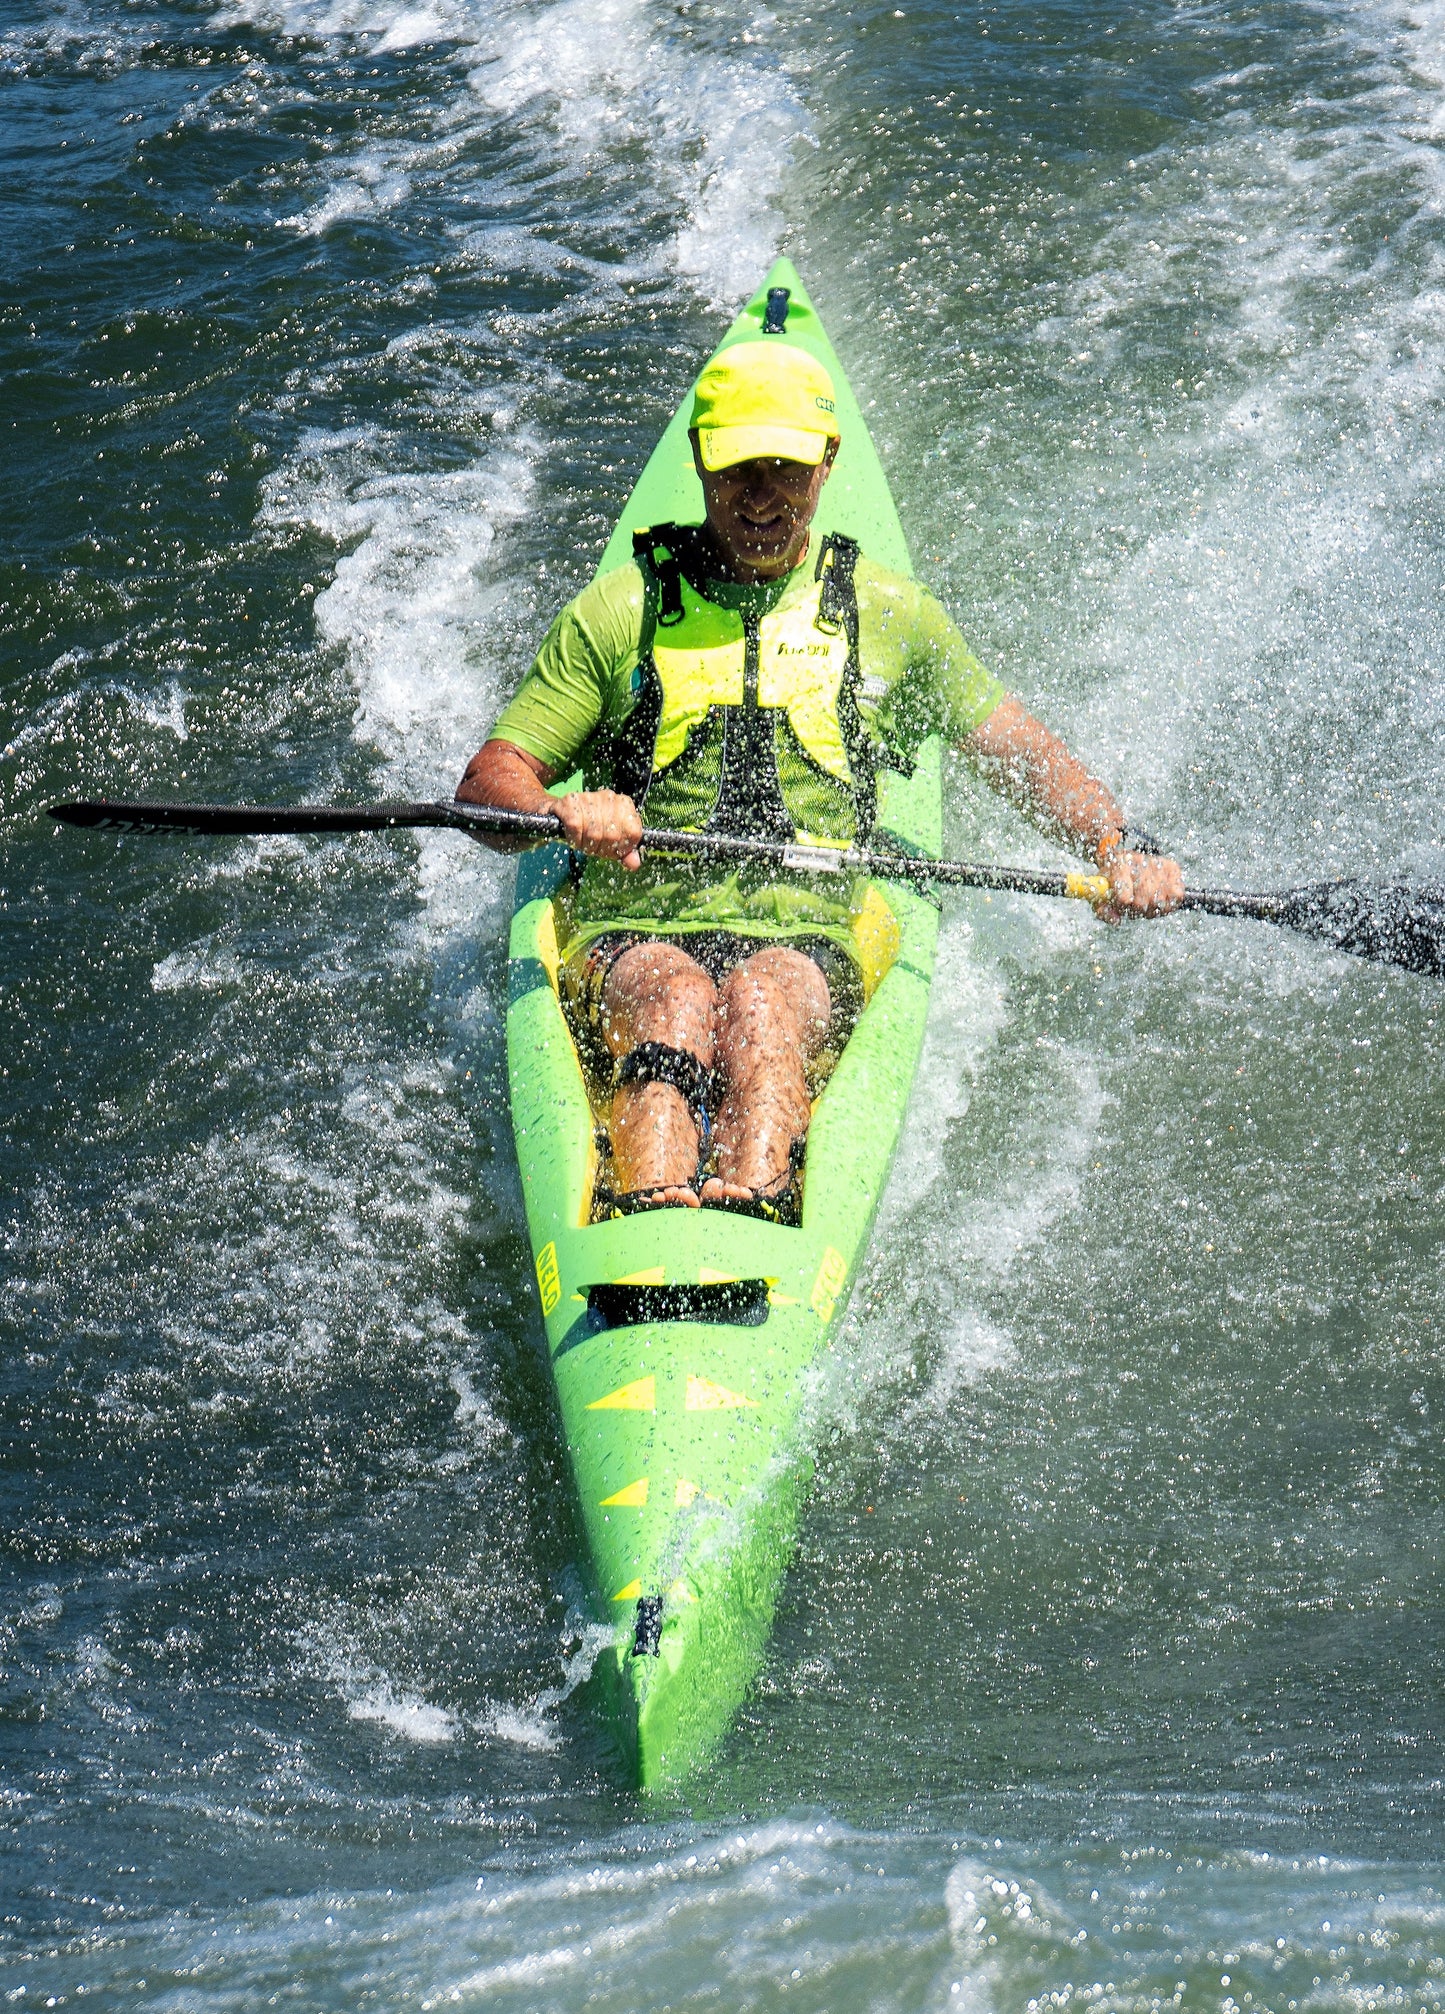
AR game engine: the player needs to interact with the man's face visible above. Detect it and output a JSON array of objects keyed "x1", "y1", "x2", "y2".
[{"x1": 691, "y1": 435, "x2": 838, "y2": 582}]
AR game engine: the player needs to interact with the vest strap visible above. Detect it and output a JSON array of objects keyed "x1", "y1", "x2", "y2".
[
  {"x1": 611, "y1": 526, "x2": 684, "y2": 805},
  {"x1": 817, "y1": 529, "x2": 858, "y2": 631},
  {"x1": 707, "y1": 605, "x2": 794, "y2": 840},
  {"x1": 632, "y1": 525, "x2": 685, "y2": 625},
  {"x1": 815, "y1": 531, "x2": 879, "y2": 840}
]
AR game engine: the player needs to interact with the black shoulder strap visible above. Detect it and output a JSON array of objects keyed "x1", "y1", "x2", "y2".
[
  {"x1": 631, "y1": 524, "x2": 685, "y2": 625},
  {"x1": 816, "y1": 531, "x2": 859, "y2": 632},
  {"x1": 814, "y1": 533, "x2": 880, "y2": 840},
  {"x1": 611, "y1": 527, "x2": 685, "y2": 808}
]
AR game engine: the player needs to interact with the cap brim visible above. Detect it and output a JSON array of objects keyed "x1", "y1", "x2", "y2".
[{"x1": 696, "y1": 424, "x2": 834, "y2": 472}]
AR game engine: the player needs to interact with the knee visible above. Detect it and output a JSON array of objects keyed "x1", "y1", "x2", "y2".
[
  {"x1": 719, "y1": 949, "x2": 830, "y2": 1047},
  {"x1": 714, "y1": 964, "x2": 826, "y2": 1100},
  {"x1": 608, "y1": 939, "x2": 705, "y2": 992},
  {"x1": 601, "y1": 941, "x2": 717, "y2": 1056}
]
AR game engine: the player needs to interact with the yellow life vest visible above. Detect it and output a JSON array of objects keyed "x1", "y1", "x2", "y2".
[{"x1": 611, "y1": 525, "x2": 879, "y2": 847}]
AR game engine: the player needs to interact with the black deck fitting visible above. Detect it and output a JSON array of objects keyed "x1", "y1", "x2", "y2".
[
  {"x1": 762, "y1": 286, "x2": 791, "y2": 333},
  {"x1": 632, "y1": 1595, "x2": 664, "y2": 1657}
]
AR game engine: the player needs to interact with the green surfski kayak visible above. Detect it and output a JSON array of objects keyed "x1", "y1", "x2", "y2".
[{"x1": 505, "y1": 259, "x2": 942, "y2": 1791}]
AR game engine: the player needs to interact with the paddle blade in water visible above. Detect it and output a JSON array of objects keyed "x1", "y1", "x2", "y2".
[{"x1": 1274, "y1": 878, "x2": 1445, "y2": 977}]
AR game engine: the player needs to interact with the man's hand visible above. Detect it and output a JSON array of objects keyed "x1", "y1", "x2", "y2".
[
  {"x1": 962, "y1": 700, "x2": 1184, "y2": 924},
  {"x1": 554, "y1": 789, "x2": 644, "y2": 872},
  {"x1": 1096, "y1": 847, "x2": 1185, "y2": 922}
]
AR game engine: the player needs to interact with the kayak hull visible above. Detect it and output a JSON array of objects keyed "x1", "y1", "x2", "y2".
[{"x1": 505, "y1": 261, "x2": 941, "y2": 1790}]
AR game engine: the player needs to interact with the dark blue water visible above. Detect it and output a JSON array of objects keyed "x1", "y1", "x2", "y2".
[{"x1": 4, "y1": 0, "x2": 1445, "y2": 2003}]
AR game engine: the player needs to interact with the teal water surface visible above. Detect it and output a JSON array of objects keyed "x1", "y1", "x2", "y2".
[{"x1": 3, "y1": 0, "x2": 1445, "y2": 2004}]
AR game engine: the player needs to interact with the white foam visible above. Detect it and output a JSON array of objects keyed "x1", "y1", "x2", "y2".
[
  {"x1": 151, "y1": 945, "x2": 246, "y2": 993},
  {"x1": 234, "y1": 0, "x2": 805, "y2": 307},
  {"x1": 307, "y1": 1627, "x2": 461, "y2": 1743},
  {"x1": 448, "y1": 1367, "x2": 506, "y2": 1447},
  {"x1": 348, "y1": 1678, "x2": 460, "y2": 1744},
  {"x1": 877, "y1": 911, "x2": 1010, "y2": 1222},
  {"x1": 1000, "y1": 0, "x2": 1445, "y2": 895},
  {"x1": 375, "y1": 4, "x2": 451, "y2": 49},
  {"x1": 282, "y1": 150, "x2": 412, "y2": 235},
  {"x1": 219, "y1": 0, "x2": 468, "y2": 38},
  {"x1": 259, "y1": 423, "x2": 535, "y2": 786},
  {"x1": 475, "y1": 1701, "x2": 560, "y2": 1752},
  {"x1": 463, "y1": 0, "x2": 806, "y2": 304},
  {"x1": 0, "y1": 1, "x2": 147, "y2": 74},
  {"x1": 123, "y1": 677, "x2": 189, "y2": 741},
  {"x1": 920, "y1": 1308, "x2": 1016, "y2": 1413}
]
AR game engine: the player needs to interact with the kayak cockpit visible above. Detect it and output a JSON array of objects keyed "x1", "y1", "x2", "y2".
[{"x1": 531, "y1": 874, "x2": 906, "y2": 1227}]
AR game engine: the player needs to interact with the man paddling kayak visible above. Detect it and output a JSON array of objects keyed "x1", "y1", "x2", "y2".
[{"x1": 459, "y1": 339, "x2": 1182, "y2": 1216}]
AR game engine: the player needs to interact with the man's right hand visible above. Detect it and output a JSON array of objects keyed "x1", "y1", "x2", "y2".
[
  {"x1": 457, "y1": 740, "x2": 645, "y2": 870},
  {"x1": 554, "y1": 789, "x2": 644, "y2": 872}
]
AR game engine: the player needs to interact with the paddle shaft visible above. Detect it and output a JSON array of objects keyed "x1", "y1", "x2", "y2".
[
  {"x1": 46, "y1": 795, "x2": 1442, "y2": 973},
  {"x1": 46, "y1": 795, "x2": 1119, "y2": 900}
]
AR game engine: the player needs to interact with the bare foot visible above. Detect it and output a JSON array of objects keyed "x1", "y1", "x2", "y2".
[
  {"x1": 629, "y1": 1184, "x2": 701, "y2": 1210},
  {"x1": 697, "y1": 1173, "x2": 789, "y2": 1206}
]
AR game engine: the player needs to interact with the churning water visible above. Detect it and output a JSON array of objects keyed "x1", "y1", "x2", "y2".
[{"x1": 3, "y1": 0, "x2": 1445, "y2": 2004}]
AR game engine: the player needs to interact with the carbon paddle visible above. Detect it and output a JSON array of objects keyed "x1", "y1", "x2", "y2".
[{"x1": 47, "y1": 796, "x2": 1445, "y2": 978}]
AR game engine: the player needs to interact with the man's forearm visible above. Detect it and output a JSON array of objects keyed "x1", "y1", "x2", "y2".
[
  {"x1": 457, "y1": 738, "x2": 557, "y2": 811},
  {"x1": 963, "y1": 695, "x2": 1125, "y2": 864},
  {"x1": 456, "y1": 739, "x2": 559, "y2": 850}
]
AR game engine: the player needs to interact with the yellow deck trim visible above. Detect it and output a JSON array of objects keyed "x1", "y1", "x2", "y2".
[
  {"x1": 587, "y1": 1375, "x2": 656, "y2": 1412},
  {"x1": 600, "y1": 1477, "x2": 649, "y2": 1508},
  {"x1": 685, "y1": 1374, "x2": 758, "y2": 1412}
]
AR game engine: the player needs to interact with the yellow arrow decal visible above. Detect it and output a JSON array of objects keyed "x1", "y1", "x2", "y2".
[
  {"x1": 611, "y1": 1579, "x2": 642, "y2": 1602},
  {"x1": 586, "y1": 1375, "x2": 655, "y2": 1412},
  {"x1": 612, "y1": 1266, "x2": 666, "y2": 1286},
  {"x1": 685, "y1": 1374, "x2": 758, "y2": 1411},
  {"x1": 600, "y1": 1477, "x2": 649, "y2": 1508},
  {"x1": 674, "y1": 1477, "x2": 699, "y2": 1508}
]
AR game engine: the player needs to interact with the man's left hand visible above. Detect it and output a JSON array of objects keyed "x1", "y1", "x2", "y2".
[{"x1": 1097, "y1": 849, "x2": 1185, "y2": 921}]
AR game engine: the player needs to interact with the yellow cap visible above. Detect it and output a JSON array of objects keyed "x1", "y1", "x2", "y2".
[{"x1": 690, "y1": 340, "x2": 840, "y2": 471}]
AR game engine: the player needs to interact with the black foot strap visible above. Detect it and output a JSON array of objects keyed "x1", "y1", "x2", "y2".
[{"x1": 614, "y1": 1042, "x2": 714, "y2": 1134}]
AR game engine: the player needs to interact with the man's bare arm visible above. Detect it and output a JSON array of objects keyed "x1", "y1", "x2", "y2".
[
  {"x1": 456, "y1": 738, "x2": 645, "y2": 870},
  {"x1": 962, "y1": 696, "x2": 1183, "y2": 918},
  {"x1": 964, "y1": 695, "x2": 1125, "y2": 859}
]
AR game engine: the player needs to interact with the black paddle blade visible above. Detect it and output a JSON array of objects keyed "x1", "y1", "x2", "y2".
[
  {"x1": 1276, "y1": 878, "x2": 1445, "y2": 977},
  {"x1": 46, "y1": 799, "x2": 460, "y2": 838},
  {"x1": 49, "y1": 800, "x2": 282, "y2": 835}
]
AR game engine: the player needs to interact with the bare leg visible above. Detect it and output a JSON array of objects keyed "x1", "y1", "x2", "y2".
[
  {"x1": 599, "y1": 941, "x2": 717, "y2": 1208},
  {"x1": 698, "y1": 947, "x2": 830, "y2": 1204}
]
